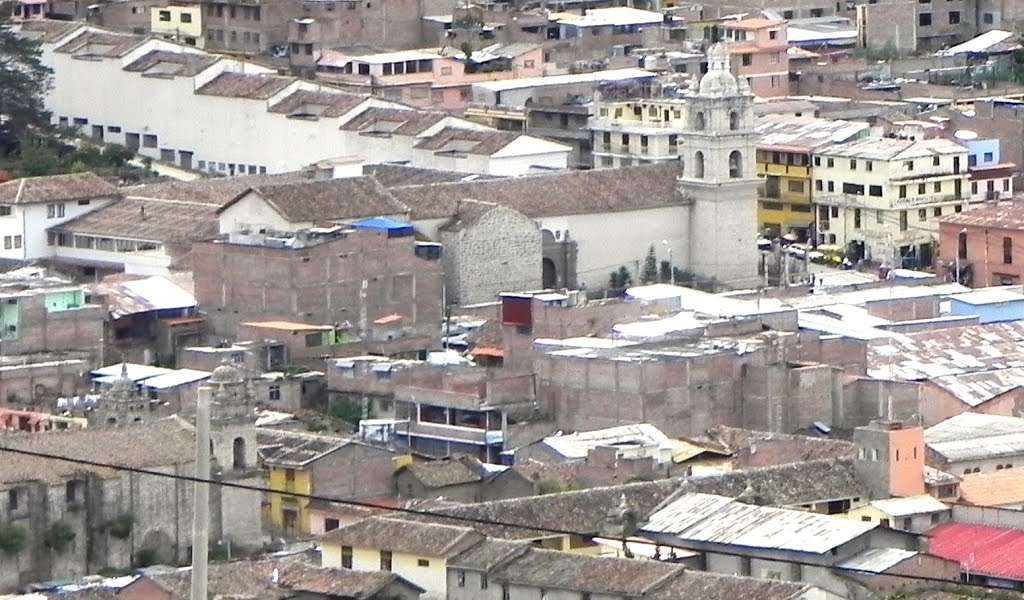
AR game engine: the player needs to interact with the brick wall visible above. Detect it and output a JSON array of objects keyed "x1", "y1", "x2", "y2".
[
  {"x1": 311, "y1": 443, "x2": 397, "y2": 500},
  {"x1": 193, "y1": 228, "x2": 442, "y2": 351}
]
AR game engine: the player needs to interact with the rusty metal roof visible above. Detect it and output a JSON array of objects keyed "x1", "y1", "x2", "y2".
[{"x1": 868, "y1": 321, "x2": 1024, "y2": 381}]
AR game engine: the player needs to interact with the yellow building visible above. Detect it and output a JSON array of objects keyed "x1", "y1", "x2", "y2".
[
  {"x1": 845, "y1": 495, "x2": 950, "y2": 534},
  {"x1": 812, "y1": 137, "x2": 969, "y2": 266},
  {"x1": 150, "y1": 5, "x2": 204, "y2": 48},
  {"x1": 753, "y1": 114, "x2": 869, "y2": 241},
  {"x1": 320, "y1": 516, "x2": 485, "y2": 599},
  {"x1": 263, "y1": 431, "x2": 409, "y2": 535}
]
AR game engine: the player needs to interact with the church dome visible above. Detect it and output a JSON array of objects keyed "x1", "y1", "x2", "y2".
[
  {"x1": 209, "y1": 359, "x2": 243, "y2": 385},
  {"x1": 698, "y1": 43, "x2": 739, "y2": 96}
]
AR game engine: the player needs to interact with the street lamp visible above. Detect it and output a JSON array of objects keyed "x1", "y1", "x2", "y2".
[
  {"x1": 955, "y1": 227, "x2": 967, "y2": 284},
  {"x1": 662, "y1": 240, "x2": 674, "y2": 285}
]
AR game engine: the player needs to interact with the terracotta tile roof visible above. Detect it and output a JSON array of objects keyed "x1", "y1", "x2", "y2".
[
  {"x1": 414, "y1": 126, "x2": 521, "y2": 156},
  {"x1": 339, "y1": 107, "x2": 447, "y2": 136},
  {"x1": 406, "y1": 478, "x2": 684, "y2": 539},
  {"x1": 320, "y1": 516, "x2": 485, "y2": 558},
  {"x1": 389, "y1": 162, "x2": 685, "y2": 220},
  {"x1": 466, "y1": 319, "x2": 503, "y2": 348},
  {"x1": 449, "y1": 539, "x2": 529, "y2": 571},
  {"x1": 492, "y1": 546, "x2": 682, "y2": 595},
  {"x1": 124, "y1": 172, "x2": 311, "y2": 206},
  {"x1": 0, "y1": 416, "x2": 194, "y2": 489},
  {"x1": 223, "y1": 177, "x2": 409, "y2": 223},
  {"x1": 0, "y1": 172, "x2": 120, "y2": 205},
  {"x1": 363, "y1": 164, "x2": 495, "y2": 187},
  {"x1": 196, "y1": 72, "x2": 295, "y2": 99},
  {"x1": 53, "y1": 30, "x2": 146, "y2": 57},
  {"x1": 53, "y1": 196, "x2": 220, "y2": 244},
  {"x1": 268, "y1": 89, "x2": 367, "y2": 118},
  {"x1": 679, "y1": 457, "x2": 865, "y2": 506},
  {"x1": 940, "y1": 200, "x2": 1024, "y2": 230},
  {"x1": 278, "y1": 561, "x2": 423, "y2": 597},
  {"x1": 400, "y1": 456, "x2": 486, "y2": 488},
  {"x1": 645, "y1": 569, "x2": 811, "y2": 600},
  {"x1": 17, "y1": 19, "x2": 82, "y2": 42},
  {"x1": 959, "y1": 469, "x2": 1024, "y2": 507},
  {"x1": 122, "y1": 50, "x2": 219, "y2": 77},
  {"x1": 259, "y1": 430, "x2": 353, "y2": 468}
]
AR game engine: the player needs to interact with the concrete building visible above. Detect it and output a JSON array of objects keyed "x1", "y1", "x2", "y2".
[
  {"x1": 925, "y1": 412, "x2": 1024, "y2": 475},
  {"x1": 150, "y1": 4, "x2": 203, "y2": 47},
  {"x1": 394, "y1": 455, "x2": 536, "y2": 502},
  {"x1": 19, "y1": 21, "x2": 570, "y2": 176},
  {"x1": 753, "y1": 114, "x2": 869, "y2": 240},
  {"x1": 0, "y1": 173, "x2": 122, "y2": 262},
  {"x1": 0, "y1": 267, "x2": 104, "y2": 358},
  {"x1": 963, "y1": 137, "x2": 1015, "y2": 202},
  {"x1": 310, "y1": 44, "x2": 544, "y2": 111},
  {"x1": 812, "y1": 137, "x2": 970, "y2": 266},
  {"x1": 939, "y1": 201, "x2": 1024, "y2": 287},
  {"x1": 320, "y1": 517, "x2": 484, "y2": 600},
  {"x1": 720, "y1": 17, "x2": 791, "y2": 98},
  {"x1": 193, "y1": 222, "x2": 443, "y2": 355},
  {"x1": 448, "y1": 541, "x2": 823, "y2": 600}
]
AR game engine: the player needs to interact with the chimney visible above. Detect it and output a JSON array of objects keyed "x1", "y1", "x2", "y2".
[{"x1": 853, "y1": 419, "x2": 926, "y2": 500}]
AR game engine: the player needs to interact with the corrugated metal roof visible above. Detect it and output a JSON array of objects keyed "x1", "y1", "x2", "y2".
[
  {"x1": 120, "y1": 276, "x2": 197, "y2": 312},
  {"x1": 642, "y1": 493, "x2": 875, "y2": 554},
  {"x1": 142, "y1": 369, "x2": 211, "y2": 390},
  {"x1": 926, "y1": 522, "x2": 1024, "y2": 580},
  {"x1": 929, "y1": 367, "x2": 1024, "y2": 407},
  {"x1": 949, "y1": 288, "x2": 1024, "y2": 306},
  {"x1": 869, "y1": 494, "x2": 948, "y2": 517},
  {"x1": 838, "y1": 548, "x2": 918, "y2": 574},
  {"x1": 91, "y1": 363, "x2": 173, "y2": 383},
  {"x1": 543, "y1": 424, "x2": 673, "y2": 461},
  {"x1": 868, "y1": 321, "x2": 1024, "y2": 381},
  {"x1": 926, "y1": 413, "x2": 1024, "y2": 462}
]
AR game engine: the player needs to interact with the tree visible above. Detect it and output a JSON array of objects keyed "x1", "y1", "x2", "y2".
[
  {"x1": 659, "y1": 260, "x2": 672, "y2": 283},
  {"x1": 640, "y1": 245, "x2": 658, "y2": 284},
  {"x1": 0, "y1": 12, "x2": 54, "y2": 152},
  {"x1": 616, "y1": 266, "x2": 632, "y2": 288},
  {"x1": 16, "y1": 136, "x2": 59, "y2": 176}
]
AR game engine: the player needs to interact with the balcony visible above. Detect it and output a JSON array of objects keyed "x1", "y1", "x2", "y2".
[
  {"x1": 395, "y1": 420, "x2": 502, "y2": 445},
  {"x1": 757, "y1": 163, "x2": 809, "y2": 178}
]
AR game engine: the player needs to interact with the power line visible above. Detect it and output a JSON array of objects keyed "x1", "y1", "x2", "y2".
[{"x1": 0, "y1": 442, "x2": 998, "y2": 592}]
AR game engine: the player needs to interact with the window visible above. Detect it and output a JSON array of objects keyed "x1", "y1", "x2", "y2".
[
  {"x1": 481, "y1": 576, "x2": 488, "y2": 590},
  {"x1": 899, "y1": 211, "x2": 908, "y2": 231},
  {"x1": 948, "y1": 11, "x2": 959, "y2": 24},
  {"x1": 305, "y1": 333, "x2": 323, "y2": 347},
  {"x1": 268, "y1": 384, "x2": 281, "y2": 401},
  {"x1": 380, "y1": 550, "x2": 393, "y2": 571},
  {"x1": 983, "y1": 12, "x2": 994, "y2": 24},
  {"x1": 158, "y1": 10, "x2": 171, "y2": 20},
  {"x1": 905, "y1": 160, "x2": 914, "y2": 171},
  {"x1": 827, "y1": 181, "x2": 834, "y2": 192},
  {"x1": 621, "y1": 134, "x2": 629, "y2": 146},
  {"x1": 877, "y1": 210, "x2": 884, "y2": 225},
  {"x1": 826, "y1": 158, "x2": 834, "y2": 168},
  {"x1": 1005, "y1": 237, "x2": 1013, "y2": 264},
  {"x1": 971, "y1": 181, "x2": 978, "y2": 195},
  {"x1": 983, "y1": 151, "x2": 994, "y2": 162},
  {"x1": 850, "y1": 159, "x2": 857, "y2": 170},
  {"x1": 65, "y1": 479, "x2": 85, "y2": 505},
  {"x1": 0, "y1": 207, "x2": 10, "y2": 217},
  {"x1": 107, "y1": 125, "x2": 121, "y2": 133},
  {"x1": 958, "y1": 231, "x2": 968, "y2": 259},
  {"x1": 285, "y1": 468, "x2": 295, "y2": 482},
  {"x1": 899, "y1": 185, "x2": 907, "y2": 199},
  {"x1": 3, "y1": 236, "x2": 11, "y2": 250},
  {"x1": 180, "y1": 11, "x2": 192, "y2": 22},
  {"x1": 830, "y1": 206, "x2": 838, "y2": 218},
  {"x1": 741, "y1": 53, "x2": 752, "y2": 66},
  {"x1": 815, "y1": 180, "x2": 823, "y2": 192},
  {"x1": 918, "y1": 208, "x2": 927, "y2": 222},
  {"x1": 866, "y1": 160, "x2": 873, "y2": 172},
  {"x1": 232, "y1": 437, "x2": 246, "y2": 469},
  {"x1": 501, "y1": 585, "x2": 510, "y2": 600},
  {"x1": 47, "y1": 203, "x2": 65, "y2": 219},
  {"x1": 13, "y1": 236, "x2": 21, "y2": 249},
  {"x1": 457, "y1": 571, "x2": 465, "y2": 588},
  {"x1": 341, "y1": 545, "x2": 352, "y2": 568},
  {"x1": 729, "y1": 151, "x2": 742, "y2": 179},
  {"x1": 969, "y1": 154, "x2": 977, "y2": 167},
  {"x1": 934, "y1": 182, "x2": 942, "y2": 193},
  {"x1": 694, "y1": 111, "x2": 705, "y2": 130},
  {"x1": 417, "y1": 558, "x2": 430, "y2": 567},
  {"x1": 694, "y1": 151, "x2": 705, "y2": 179},
  {"x1": 918, "y1": 183, "x2": 926, "y2": 195},
  {"x1": 7, "y1": 489, "x2": 19, "y2": 511},
  {"x1": 814, "y1": 156, "x2": 821, "y2": 167},
  {"x1": 1005, "y1": 179, "x2": 1011, "y2": 192},
  {"x1": 919, "y1": 12, "x2": 931, "y2": 26},
  {"x1": 933, "y1": 206, "x2": 942, "y2": 217},
  {"x1": 729, "y1": 111, "x2": 739, "y2": 131},
  {"x1": 769, "y1": 29, "x2": 778, "y2": 39},
  {"x1": 787, "y1": 180, "x2": 804, "y2": 193},
  {"x1": 143, "y1": 134, "x2": 158, "y2": 148},
  {"x1": 869, "y1": 185, "x2": 882, "y2": 197},
  {"x1": 955, "y1": 204, "x2": 963, "y2": 213}
]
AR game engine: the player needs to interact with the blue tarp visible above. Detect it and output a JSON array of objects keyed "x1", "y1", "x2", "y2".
[{"x1": 352, "y1": 217, "x2": 415, "y2": 232}]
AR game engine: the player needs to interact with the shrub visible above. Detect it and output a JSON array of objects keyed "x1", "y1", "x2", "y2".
[
  {"x1": 107, "y1": 514, "x2": 134, "y2": 539},
  {"x1": 44, "y1": 522, "x2": 76, "y2": 552},
  {"x1": 0, "y1": 524, "x2": 28, "y2": 555}
]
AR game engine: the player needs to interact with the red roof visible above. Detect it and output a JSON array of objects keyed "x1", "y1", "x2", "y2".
[{"x1": 925, "y1": 522, "x2": 1024, "y2": 580}]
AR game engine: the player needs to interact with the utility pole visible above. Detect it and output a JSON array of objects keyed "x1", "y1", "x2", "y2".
[{"x1": 190, "y1": 385, "x2": 212, "y2": 600}]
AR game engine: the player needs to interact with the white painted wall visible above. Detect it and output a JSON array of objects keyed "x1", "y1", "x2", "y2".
[
  {"x1": 50, "y1": 244, "x2": 174, "y2": 275},
  {"x1": 0, "y1": 197, "x2": 115, "y2": 261},
  {"x1": 38, "y1": 34, "x2": 569, "y2": 176}
]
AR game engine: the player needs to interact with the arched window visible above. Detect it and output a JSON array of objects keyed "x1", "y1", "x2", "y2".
[
  {"x1": 694, "y1": 111, "x2": 706, "y2": 131},
  {"x1": 233, "y1": 437, "x2": 246, "y2": 469},
  {"x1": 729, "y1": 111, "x2": 740, "y2": 130},
  {"x1": 729, "y1": 150, "x2": 742, "y2": 178},
  {"x1": 693, "y1": 151, "x2": 705, "y2": 179}
]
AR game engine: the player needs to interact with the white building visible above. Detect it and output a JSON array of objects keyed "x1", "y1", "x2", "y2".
[
  {"x1": 0, "y1": 173, "x2": 121, "y2": 261},
  {"x1": 18, "y1": 20, "x2": 570, "y2": 177}
]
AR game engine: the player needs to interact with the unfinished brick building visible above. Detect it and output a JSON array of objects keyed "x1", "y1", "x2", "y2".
[{"x1": 193, "y1": 222, "x2": 443, "y2": 358}]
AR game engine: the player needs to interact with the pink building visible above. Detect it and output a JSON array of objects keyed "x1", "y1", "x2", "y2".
[
  {"x1": 314, "y1": 43, "x2": 544, "y2": 110},
  {"x1": 721, "y1": 18, "x2": 790, "y2": 98}
]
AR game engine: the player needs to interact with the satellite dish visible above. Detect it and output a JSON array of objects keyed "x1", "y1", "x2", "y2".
[{"x1": 954, "y1": 129, "x2": 978, "y2": 140}]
